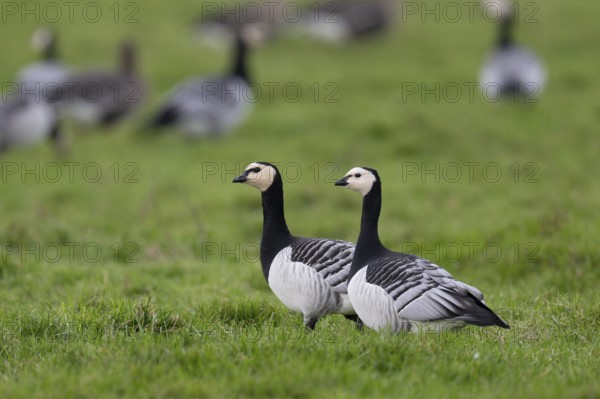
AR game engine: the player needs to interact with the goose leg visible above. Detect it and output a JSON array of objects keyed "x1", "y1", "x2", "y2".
[
  {"x1": 304, "y1": 316, "x2": 319, "y2": 331},
  {"x1": 344, "y1": 314, "x2": 365, "y2": 331},
  {"x1": 50, "y1": 121, "x2": 69, "y2": 158}
]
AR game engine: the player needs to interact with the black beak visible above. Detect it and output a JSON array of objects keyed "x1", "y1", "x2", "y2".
[
  {"x1": 335, "y1": 176, "x2": 349, "y2": 187},
  {"x1": 232, "y1": 174, "x2": 247, "y2": 183}
]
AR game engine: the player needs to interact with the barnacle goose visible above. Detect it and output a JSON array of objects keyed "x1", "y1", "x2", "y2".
[
  {"x1": 193, "y1": 1, "x2": 284, "y2": 47},
  {"x1": 233, "y1": 162, "x2": 360, "y2": 330},
  {"x1": 148, "y1": 29, "x2": 253, "y2": 138},
  {"x1": 1, "y1": 28, "x2": 65, "y2": 153},
  {"x1": 335, "y1": 167, "x2": 510, "y2": 333},
  {"x1": 17, "y1": 27, "x2": 70, "y2": 104},
  {"x1": 479, "y1": 14, "x2": 546, "y2": 100},
  {"x1": 60, "y1": 40, "x2": 146, "y2": 126},
  {"x1": 298, "y1": 0, "x2": 395, "y2": 43}
]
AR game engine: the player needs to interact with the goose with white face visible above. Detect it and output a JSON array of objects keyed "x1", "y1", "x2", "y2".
[
  {"x1": 334, "y1": 165, "x2": 510, "y2": 333},
  {"x1": 335, "y1": 167, "x2": 377, "y2": 196},
  {"x1": 232, "y1": 162, "x2": 277, "y2": 192},
  {"x1": 232, "y1": 161, "x2": 361, "y2": 330}
]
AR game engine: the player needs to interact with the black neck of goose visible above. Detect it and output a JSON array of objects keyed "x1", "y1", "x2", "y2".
[
  {"x1": 230, "y1": 34, "x2": 249, "y2": 81},
  {"x1": 43, "y1": 39, "x2": 58, "y2": 60},
  {"x1": 260, "y1": 175, "x2": 293, "y2": 279},
  {"x1": 261, "y1": 176, "x2": 291, "y2": 238},
  {"x1": 358, "y1": 181, "x2": 381, "y2": 247},
  {"x1": 356, "y1": 181, "x2": 385, "y2": 256},
  {"x1": 498, "y1": 17, "x2": 514, "y2": 48},
  {"x1": 120, "y1": 44, "x2": 136, "y2": 75},
  {"x1": 49, "y1": 119, "x2": 61, "y2": 141}
]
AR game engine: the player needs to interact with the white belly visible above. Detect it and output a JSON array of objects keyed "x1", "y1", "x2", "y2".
[
  {"x1": 6, "y1": 103, "x2": 54, "y2": 146},
  {"x1": 337, "y1": 293, "x2": 355, "y2": 315},
  {"x1": 303, "y1": 19, "x2": 352, "y2": 43},
  {"x1": 348, "y1": 267, "x2": 409, "y2": 333},
  {"x1": 66, "y1": 101, "x2": 104, "y2": 125},
  {"x1": 268, "y1": 247, "x2": 344, "y2": 318}
]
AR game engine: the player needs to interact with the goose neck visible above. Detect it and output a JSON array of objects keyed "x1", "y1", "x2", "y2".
[
  {"x1": 231, "y1": 35, "x2": 249, "y2": 81},
  {"x1": 498, "y1": 17, "x2": 513, "y2": 48},
  {"x1": 357, "y1": 182, "x2": 384, "y2": 251},
  {"x1": 43, "y1": 40, "x2": 58, "y2": 61},
  {"x1": 120, "y1": 45, "x2": 136, "y2": 75},
  {"x1": 261, "y1": 179, "x2": 291, "y2": 239}
]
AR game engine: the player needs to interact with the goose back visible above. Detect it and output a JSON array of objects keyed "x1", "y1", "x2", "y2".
[{"x1": 61, "y1": 41, "x2": 146, "y2": 126}]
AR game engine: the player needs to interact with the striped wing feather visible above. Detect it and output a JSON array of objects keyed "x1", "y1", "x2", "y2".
[
  {"x1": 365, "y1": 255, "x2": 504, "y2": 326},
  {"x1": 290, "y1": 238, "x2": 355, "y2": 294},
  {"x1": 163, "y1": 75, "x2": 251, "y2": 133}
]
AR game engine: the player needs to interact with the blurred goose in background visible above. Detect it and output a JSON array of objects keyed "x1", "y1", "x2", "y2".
[
  {"x1": 17, "y1": 27, "x2": 70, "y2": 103},
  {"x1": 148, "y1": 29, "x2": 254, "y2": 138},
  {"x1": 193, "y1": 1, "x2": 287, "y2": 47},
  {"x1": 479, "y1": 14, "x2": 547, "y2": 100},
  {"x1": 335, "y1": 167, "x2": 510, "y2": 333},
  {"x1": 0, "y1": 94, "x2": 62, "y2": 154},
  {"x1": 297, "y1": 0, "x2": 395, "y2": 43},
  {"x1": 1, "y1": 28, "x2": 66, "y2": 154},
  {"x1": 60, "y1": 40, "x2": 147, "y2": 126}
]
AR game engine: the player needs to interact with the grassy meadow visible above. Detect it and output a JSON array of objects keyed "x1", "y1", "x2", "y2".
[{"x1": 1, "y1": 0, "x2": 599, "y2": 397}]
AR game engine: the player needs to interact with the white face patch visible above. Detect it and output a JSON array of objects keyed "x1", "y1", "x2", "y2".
[
  {"x1": 243, "y1": 162, "x2": 277, "y2": 192},
  {"x1": 341, "y1": 167, "x2": 377, "y2": 196},
  {"x1": 32, "y1": 27, "x2": 53, "y2": 51}
]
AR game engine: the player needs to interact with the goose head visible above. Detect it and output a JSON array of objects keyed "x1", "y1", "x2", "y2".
[
  {"x1": 31, "y1": 27, "x2": 57, "y2": 60},
  {"x1": 335, "y1": 167, "x2": 379, "y2": 196},
  {"x1": 233, "y1": 162, "x2": 279, "y2": 192},
  {"x1": 240, "y1": 22, "x2": 272, "y2": 47}
]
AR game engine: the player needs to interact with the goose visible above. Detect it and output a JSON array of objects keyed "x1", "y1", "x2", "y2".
[
  {"x1": 148, "y1": 29, "x2": 253, "y2": 138},
  {"x1": 17, "y1": 27, "x2": 70, "y2": 104},
  {"x1": 232, "y1": 162, "x2": 361, "y2": 330},
  {"x1": 335, "y1": 167, "x2": 510, "y2": 333},
  {"x1": 298, "y1": 0, "x2": 395, "y2": 43},
  {"x1": 0, "y1": 94, "x2": 61, "y2": 153},
  {"x1": 0, "y1": 28, "x2": 66, "y2": 153},
  {"x1": 479, "y1": 14, "x2": 546, "y2": 100},
  {"x1": 193, "y1": 1, "x2": 285, "y2": 47},
  {"x1": 60, "y1": 40, "x2": 146, "y2": 126}
]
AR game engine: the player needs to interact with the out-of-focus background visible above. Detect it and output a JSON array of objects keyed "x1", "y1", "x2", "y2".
[{"x1": 1, "y1": 1, "x2": 599, "y2": 397}]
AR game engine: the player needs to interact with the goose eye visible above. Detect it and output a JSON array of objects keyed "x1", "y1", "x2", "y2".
[{"x1": 354, "y1": 173, "x2": 361, "y2": 178}]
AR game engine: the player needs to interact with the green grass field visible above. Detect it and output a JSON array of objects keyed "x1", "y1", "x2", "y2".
[{"x1": 1, "y1": 0, "x2": 599, "y2": 397}]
